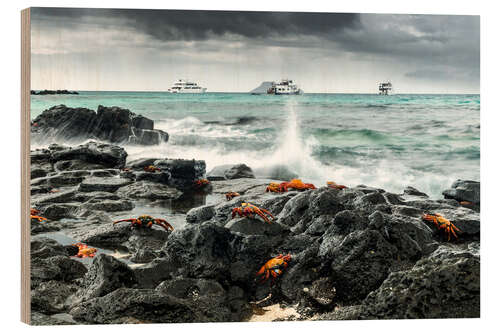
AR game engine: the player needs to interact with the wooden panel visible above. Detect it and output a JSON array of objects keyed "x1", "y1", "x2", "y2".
[{"x1": 21, "y1": 7, "x2": 31, "y2": 325}]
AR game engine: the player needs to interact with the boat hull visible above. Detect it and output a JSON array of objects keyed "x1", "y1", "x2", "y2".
[{"x1": 167, "y1": 88, "x2": 207, "y2": 93}]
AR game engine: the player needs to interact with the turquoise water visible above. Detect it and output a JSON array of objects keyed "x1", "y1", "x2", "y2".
[{"x1": 31, "y1": 92, "x2": 480, "y2": 198}]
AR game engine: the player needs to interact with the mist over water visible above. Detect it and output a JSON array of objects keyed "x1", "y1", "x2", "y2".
[{"x1": 31, "y1": 92, "x2": 480, "y2": 198}]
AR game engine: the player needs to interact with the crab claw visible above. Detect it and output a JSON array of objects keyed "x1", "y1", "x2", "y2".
[{"x1": 154, "y1": 218, "x2": 174, "y2": 231}]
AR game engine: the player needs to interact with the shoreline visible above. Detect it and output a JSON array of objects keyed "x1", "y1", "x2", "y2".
[{"x1": 29, "y1": 139, "x2": 480, "y2": 324}]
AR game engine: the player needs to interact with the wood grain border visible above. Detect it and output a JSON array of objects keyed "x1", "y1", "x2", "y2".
[{"x1": 21, "y1": 7, "x2": 31, "y2": 325}]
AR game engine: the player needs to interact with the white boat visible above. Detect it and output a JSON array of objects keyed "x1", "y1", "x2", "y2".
[
  {"x1": 167, "y1": 79, "x2": 207, "y2": 93},
  {"x1": 267, "y1": 79, "x2": 303, "y2": 95},
  {"x1": 378, "y1": 81, "x2": 393, "y2": 95}
]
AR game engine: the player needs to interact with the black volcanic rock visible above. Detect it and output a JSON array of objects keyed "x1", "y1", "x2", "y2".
[
  {"x1": 31, "y1": 104, "x2": 168, "y2": 145},
  {"x1": 443, "y1": 179, "x2": 480, "y2": 204},
  {"x1": 31, "y1": 89, "x2": 79, "y2": 95}
]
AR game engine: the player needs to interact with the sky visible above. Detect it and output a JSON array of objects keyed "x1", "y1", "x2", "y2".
[{"x1": 30, "y1": 7, "x2": 480, "y2": 93}]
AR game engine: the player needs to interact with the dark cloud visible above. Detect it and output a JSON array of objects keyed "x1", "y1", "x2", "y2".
[{"x1": 31, "y1": 7, "x2": 361, "y2": 41}]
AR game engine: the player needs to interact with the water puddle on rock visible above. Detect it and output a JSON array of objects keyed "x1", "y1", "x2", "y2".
[{"x1": 33, "y1": 231, "x2": 135, "y2": 266}]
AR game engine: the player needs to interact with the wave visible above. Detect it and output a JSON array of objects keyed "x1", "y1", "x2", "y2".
[{"x1": 312, "y1": 128, "x2": 391, "y2": 142}]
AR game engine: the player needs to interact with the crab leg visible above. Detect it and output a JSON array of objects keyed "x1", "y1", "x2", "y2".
[
  {"x1": 255, "y1": 210, "x2": 271, "y2": 223},
  {"x1": 113, "y1": 218, "x2": 139, "y2": 226},
  {"x1": 155, "y1": 219, "x2": 174, "y2": 231},
  {"x1": 260, "y1": 208, "x2": 274, "y2": 220}
]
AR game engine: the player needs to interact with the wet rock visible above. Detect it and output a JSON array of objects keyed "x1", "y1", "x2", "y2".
[
  {"x1": 31, "y1": 255, "x2": 87, "y2": 287},
  {"x1": 79, "y1": 224, "x2": 132, "y2": 247},
  {"x1": 31, "y1": 237, "x2": 71, "y2": 259},
  {"x1": 442, "y1": 179, "x2": 480, "y2": 204},
  {"x1": 70, "y1": 288, "x2": 196, "y2": 324},
  {"x1": 162, "y1": 223, "x2": 236, "y2": 281},
  {"x1": 82, "y1": 199, "x2": 134, "y2": 212},
  {"x1": 78, "y1": 254, "x2": 137, "y2": 300},
  {"x1": 153, "y1": 158, "x2": 206, "y2": 191},
  {"x1": 134, "y1": 170, "x2": 171, "y2": 184},
  {"x1": 41, "y1": 203, "x2": 80, "y2": 220},
  {"x1": 53, "y1": 159, "x2": 106, "y2": 171},
  {"x1": 422, "y1": 207, "x2": 480, "y2": 238},
  {"x1": 31, "y1": 188, "x2": 78, "y2": 205},
  {"x1": 78, "y1": 176, "x2": 132, "y2": 192},
  {"x1": 31, "y1": 280, "x2": 79, "y2": 314},
  {"x1": 207, "y1": 164, "x2": 235, "y2": 181},
  {"x1": 31, "y1": 105, "x2": 168, "y2": 145},
  {"x1": 116, "y1": 181, "x2": 182, "y2": 200},
  {"x1": 125, "y1": 158, "x2": 159, "y2": 169},
  {"x1": 224, "y1": 163, "x2": 255, "y2": 179},
  {"x1": 49, "y1": 141, "x2": 128, "y2": 168},
  {"x1": 31, "y1": 168, "x2": 48, "y2": 179},
  {"x1": 31, "y1": 219, "x2": 60, "y2": 235},
  {"x1": 225, "y1": 217, "x2": 287, "y2": 236},
  {"x1": 31, "y1": 173, "x2": 86, "y2": 188},
  {"x1": 211, "y1": 178, "x2": 273, "y2": 195},
  {"x1": 403, "y1": 186, "x2": 429, "y2": 197},
  {"x1": 186, "y1": 204, "x2": 216, "y2": 224},
  {"x1": 358, "y1": 245, "x2": 480, "y2": 319}
]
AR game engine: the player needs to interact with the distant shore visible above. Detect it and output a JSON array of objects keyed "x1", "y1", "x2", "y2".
[{"x1": 31, "y1": 89, "x2": 79, "y2": 95}]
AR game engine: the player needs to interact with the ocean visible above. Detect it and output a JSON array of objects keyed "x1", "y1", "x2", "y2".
[{"x1": 31, "y1": 92, "x2": 480, "y2": 199}]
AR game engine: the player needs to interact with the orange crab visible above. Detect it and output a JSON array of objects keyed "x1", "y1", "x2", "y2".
[
  {"x1": 266, "y1": 179, "x2": 316, "y2": 193},
  {"x1": 144, "y1": 165, "x2": 161, "y2": 173},
  {"x1": 72, "y1": 242, "x2": 97, "y2": 258},
  {"x1": 30, "y1": 208, "x2": 47, "y2": 223},
  {"x1": 286, "y1": 178, "x2": 317, "y2": 191},
  {"x1": 257, "y1": 254, "x2": 292, "y2": 283},
  {"x1": 422, "y1": 213, "x2": 461, "y2": 241},
  {"x1": 266, "y1": 182, "x2": 288, "y2": 193},
  {"x1": 194, "y1": 179, "x2": 211, "y2": 189},
  {"x1": 225, "y1": 192, "x2": 240, "y2": 201},
  {"x1": 113, "y1": 215, "x2": 174, "y2": 231},
  {"x1": 327, "y1": 181, "x2": 347, "y2": 190},
  {"x1": 232, "y1": 203, "x2": 275, "y2": 224}
]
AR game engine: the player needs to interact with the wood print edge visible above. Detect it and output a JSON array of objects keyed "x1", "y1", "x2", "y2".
[{"x1": 21, "y1": 7, "x2": 31, "y2": 325}]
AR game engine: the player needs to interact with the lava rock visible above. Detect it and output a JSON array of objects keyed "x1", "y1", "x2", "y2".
[
  {"x1": 443, "y1": 179, "x2": 480, "y2": 204},
  {"x1": 116, "y1": 181, "x2": 183, "y2": 200},
  {"x1": 31, "y1": 255, "x2": 87, "y2": 287},
  {"x1": 31, "y1": 280, "x2": 79, "y2": 314},
  {"x1": 186, "y1": 204, "x2": 216, "y2": 224},
  {"x1": 154, "y1": 158, "x2": 206, "y2": 191},
  {"x1": 70, "y1": 288, "x2": 196, "y2": 324},
  {"x1": 224, "y1": 163, "x2": 255, "y2": 179},
  {"x1": 49, "y1": 141, "x2": 128, "y2": 168},
  {"x1": 358, "y1": 245, "x2": 480, "y2": 319},
  {"x1": 156, "y1": 277, "x2": 251, "y2": 322},
  {"x1": 78, "y1": 254, "x2": 137, "y2": 301},
  {"x1": 326, "y1": 230, "x2": 396, "y2": 303},
  {"x1": 78, "y1": 176, "x2": 132, "y2": 192},
  {"x1": 31, "y1": 104, "x2": 168, "y2": 145},
  {"x1": 207, "y1": 164, "x2": 235, "y2": 181}
]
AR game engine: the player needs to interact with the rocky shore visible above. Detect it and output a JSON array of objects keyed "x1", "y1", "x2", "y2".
[
  {"x1": 29, "y1": 139, "x2": 480, "y2": 325},
  {"x1": 31, "y1": 90, "x2": 79, "y2": 95},
  {"x1": 31, "y1": 105, "x2": 168, "y2": 145}
]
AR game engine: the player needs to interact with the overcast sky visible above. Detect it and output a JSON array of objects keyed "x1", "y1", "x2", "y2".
[{"x1": 30, "y1": 8, "x2": 479, "y2": 93}]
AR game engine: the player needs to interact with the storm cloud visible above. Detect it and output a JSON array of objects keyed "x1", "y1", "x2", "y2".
[
  {"x1": 30, "y1": 7, "x2": 480, "y2": 93},
  {"x1": 31, "y1": 8, "x2": 361, "y2": 40}
]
